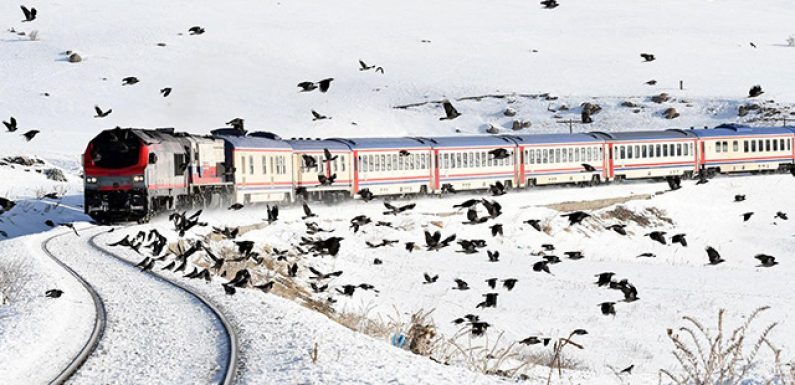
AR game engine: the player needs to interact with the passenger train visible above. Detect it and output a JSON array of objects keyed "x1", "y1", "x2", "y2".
[{"x1": 82, "y1": 125, "x2": 795, "y2": 222}]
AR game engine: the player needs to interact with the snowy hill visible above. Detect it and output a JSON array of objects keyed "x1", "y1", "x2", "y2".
[{"x1": 1, "y1": 0, "x2": 795, "y2": 164}]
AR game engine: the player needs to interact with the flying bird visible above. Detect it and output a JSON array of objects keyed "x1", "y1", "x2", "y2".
[
  {"x1": 599, "y1": 302, "x2": 616, "y2": 316},
  {"x1": 748, "y1": 85, "x2": 764, "y2": 98},
  {"x1": 775, "y1": 212, "x2": 788, "y2": 220},
  {"x1": 645, "y1": 231, "x2": 667, "y2": 245},
  {"x1": 489, "y1": 224, "x2": 503, "y2": 237},
  {"x1": 122, "y1": 77, "x2": 139, "y2": 86},
  {"x1": 311, "y1": 110, "x2": 329, "y2": 121},
  {"x1": 524, "y1": 219, "x2": 542, "y2": 232},
  {"x1": 160, "y1": 87, "x2": 172, "y2": 97},
  {"x1": 706, "y1": 246, "x2": 724, "y2": 265},
  {"x1": 45, "y1": 289, "x2": 63, "y2": 298},
  {"x1": 302, "y1": 203, "x2": 317, "y2": 219},
  {"x1": 94, "y1": 106, "x2": 112, "y2": 118},
  {"x1": 439, "y1": 100, "x2": 461, "y2": 120},
  {"x1": 487, "y1": 250, "x2": 500, "y2": 262},
  {"x1": 228, "y1": 203, "x2": 244, "y2": 210},
  {"x1": 742, "y1": 212, "x2": 754, "y2": 222},
  {"x1": 671, "y1": 233, "x2": 687, "y2": 247},
  {"x1": 755, "y1": 254, "x2": 777, "y2": 267},
  {"x1": 423, "y1": 273, "x2": 439, "y2": 284},
  {"x1": 595, "y1": 272, "x2": 615, "y2": 287},
  {"x1": 3, "y1": 117, "x2": 17, "y2": 132},
  {"x1": 734, "y1": 194, "x2": 746, "y2": 202},
  {"x1": 22, "y1": 130, "x2": 40, "y2": 141},
  {"x1": 358, "y1": 60, "x2": 375, "y2": 71},
  {"x1": 620, "y1": 364, "x2": 635, "y2": 375},
  {"x1": 188, "y1": 26, "x2": 205, "y2": 35},
  {"x1": 502, "y1": 278, "x2": 517, "y2": 291},
  {"x1": 645, "y1": 80, "x2": 657, "y2": 86},
  {"x1": 383, "y1": 201, "x2": 416, "y2": 215},
  {"x1": 540, "y1": 0, "x2": 559, "y2": 9},
  {"x1": 20, "y1": 6, "x2": 37, "y2": 22},
  {"x1": 562, "y1": 211, "x2": 590, "y2": 226},
  {"x1": 564, "y1": 251, "x2": 584, "y2": 260},
  {"x1": 606, "y1": 224, "x2": 627, "y2": 236},
  {"x1": 452, "y1": 278, "x2": 469, "y2": 290},
  {"x1": 640, "y1": 53, "x2": 656, "y2": 62},
  {"x1": 488, "y1": 148, "x2": 510, "y2": 160}
]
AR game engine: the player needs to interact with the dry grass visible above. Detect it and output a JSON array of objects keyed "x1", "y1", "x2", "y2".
[
  {"x1": 544, "y1": 194, "x2": 653, "y2": 212},
  {"x1": 0, "y1": 258, "x2": 29, "y2": 305},
  {"x1": 659, "y1": 306, "x2": 791, "y2": 385}
]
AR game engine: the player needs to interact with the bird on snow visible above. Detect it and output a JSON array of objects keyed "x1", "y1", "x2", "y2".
[
  {"x1": 645, "y1": 80, "x2": 657, "y2": 86},
  {"x1": 562, "y1": 211, "x2": 590, "y2": 225},
  {"x1": 489, "y1": 224, "x2": 503, "y2": 237},
  {"x1": 742, "y1": 212, "x2": 754, "y2": 222},
  {"x1": 595, "y1": 272, "x2": 615, "y2": 287},
  {"x1": 540, "y1": 0, "x2": 559, "y2": 9},
  {"x1": 502, "y1": 278, "x2": 518, "y2": 291},
  {"x1": 606, "y1": 224, "x2": 627, "y2": 236},
  {"x1": 734, "y1": 194, "x2": 746, "y2": 202},
  {"x1": 476, "y1": 293, "x2": 498, "y2": 309},
  {"x1": 423, "y1": 273, "x2": 439, "y2": 284},
  {"x1": 452, "y1": 278, "x2": 470, "y2": 290},
  {"x1": 532, "y1": 260, "x2": 552, "y2": 274},
  {"x1": 755, "y1": 254, "x2": 777, "y2": 267},
  {"x1": 228, "y1": 203, "x2": 244, "y2": 210},
  {"x1": 45, "y1": 289, "x2": 63, "y2": 298},
  {"x1": 645, "y1": 231, "x2": 667, "y2": 245},
  {"x1": 453, "y1": 199, "x2": 480, "y2": 209},
  {"x1": 463, "y1": 208, "x2": 489, "y2": 225},
  {"x1": 637, "y1": 252, "x2": 656, "y2": 258},
  {"x1": 620, "y1": 364, "x2": 635, "y2": 375},
  {"x1": 487, "y1": 250, "x2": 500, "y2": 262},
  {"x1": 489, "y1": 181, "x2": 506, "y2": 196},
  {"x1": 774, "y1": 211, "x2": 788, "y2": 220},
  {"x1": 564, "y1": 251, "x2": 584, "y2": 260},
  {"x1": 524, "y1": 219, "x2": 542, "y2": 232},
  {"x1": 671, "y1": 233, "x2": 687, "y2": 247}
]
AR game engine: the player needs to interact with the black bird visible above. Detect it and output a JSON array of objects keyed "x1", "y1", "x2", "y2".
[
  {"x1": 311, "y1": 110, "x2": 329, "y2": 121},
  {"x1": 489, "y1": 224, "x2": 503, "y2": 237},
  {"x1": 646, "y1": 231, "x2": 667, "y2": 245},
  {"x1": 302, "y1": 203, "x2": 317, "y2": 220},
  {"x1": 266, "y1": 205, "x2": 279, "y2": 223},
  {"x1": 564, "y1": 251, "x2": 584, "y2": 260},
  {"x1": 645, "y1": 80, "x2": 657, "y2": 86},
  {"x1": 750, "y1": 42, "x2": 757, "y2": 48},
  {"x1": 226, "y1": 118, "x2": 245, "y2": 131},
  {"x1": 439, "y1": 100, "x2": 461, "y2": 120},
  {"x1": 350, "y1": 215, "x2": 371, "y2": 232},
  {"x1": 94, "y1": 106, "x2": 112, "y2": 118},
  {"x1": 487, "y1": 250, "x2": 499, "y2": 262},
  {"x1": 463, "y1": 208, "x2": 488, "y2": 225},
  {"x1": 540, "y1": 0, "x2": 559, "y2": 9},
  {"x1": 322, "y1": 148, "x2": 338, "y2": 163},
  {"x1": 122, "y1": 77, "x2": 139, "y2": 86},
  {"x1": 228, "y1": 203, "x2": 244, "y2": 210},
  {"x1": 255, "y1": 281, "x2": 275, "y2": 293},
  {"x1": 734, "y1": 194, "x2": 746, "y2": 202},
  {"x1": 524, "y1": 219, "x2": 542, "y2": 232},
  {"x1": 470, "y1": 321, "x2": 490, "y2": 336},
  {"x1": 424, "y1": 230, "x2": 456, "y2": 251},
  {"x1": 637, "y1": 252, "x2": 656, "y2": 258},
  {"x1": 188, "y1": 26, "x2": 205, "y2": 35},
  {"x1": 696, "y1": 174, "x2": 709, "y2": 185},
  {"x1": 481, "y1": 199, "x2": 502, "y2": 218},
  {"x1": 45, "y1": 289, "x2": 63, "y2": 298},
  {"x1": 310, "y1": 282, "x2": 329, "y2": 293},
  {"x1": 775, "y1": 212, "x2": 788, "y2": 220},
  {"x1": 595, "y1": 272, "x2": 614, "y2": 287},
  {"x1": 620, "y1": 364, "x2": 634, "y2": 375},
  {"x1": 223, "y1": 284, "x2": 236, "y2": 295},
  {"x1": 308, "y1": 267, "x2": 343, "y2": 280},
  {"x1": 358, "y1": 59, "x2": 375, "y2": 71},
  {"x1": 748, "y1": 85, "x2": 764, "y2": 98},
  {"x1": 383, "y1": 202, "x2": 416, "y2": 215},
  {"x1": 336, "y1": 284, "x2": 357, "y2": 296},
  {"x1": 671, "y1": 233, "x2": 687, "y2": 247},
  {"x1": 399, "y1": 150, "x2": 410, "y2": 156},
  {"x1": 562, "y1": 211, "x2": 590, "y2": 226},
  {"x1": 502, "y1": 278, "x2": 517, "y2": 291},
  {"x1": 20, "y1": 6, "x2": 37, "y2": 22},
  {"x1": 441, "y1": 184, "x2": 457, "y2": 194},
  {"x1": 488, "y1": 148, "x2": 510, "y2": 160},
  {"x1": 532, "y1": 260, "x2": 551, "y2": 274},
  {"x1": 453, "y1": 199, "x2": 480, "y2": 209},
  {"x1": 489, "y1": 181, "x2": 506, "y2": 196},
  {"x1": 3, "y1": 117, "x2": 17, "y2": 132},
  {"x1": 457, "y1": 240, "x2": 480, "y2": 254},
  {"x1": 543, "y1": 255, "x2": 561, "y2": 264},
  {"x1": 44, "y1": 219, "x2": 56, "y2": 227},
  {"x1": 405, "y1": 242, "x2": 416, "y2": 253},
  {"x1": 476, "y1": 293, "x2": 498, "y2": 309},
  {"x1": 357, "y1": 188, "x2": 374, "y2": 201},
  {"x1": 375, "y1": 67, "x2": 384, "y2": 74},
  {"x1": 302, "y1": 154, "x2": 318, "y2": 170},
  {"x1": 318, "y1": 78, "x2": 334, "y2": 93},
  {"x1": 288, "y1": 263, "x2": 298, "y2": 277},
  {"x1": 160, "y1": 87, "x2": 172, "y2": 97},
  {"x1": 1, "y1": 197, "x2": 17, "y2": 211},
  {"x1": 621, "y1": 283, "x2": 639, "y2": 302},
  {"x1": 297, "y1": 81, "x2": 317, "y2": 92},
  {"x1": 599, "y1": 302, "x2": 616, "y2": 316},
  {"x1": 706, "y1": 247, "x2": 724, "y2": 265},
  {"x1": 452, "y1": 278, "x2": 469, "y2": 290},
  {"x1": 640, "y1": 53, "x2": 656, "y2": 62},
  {"x1": 606, "y1": 224, "x2": 627, "y2": 235},
  {"x1": 755, "y1": 254, "x2": 777, "y2": 267},
  {"x1": 423, "y1": 273, "x2": 438, "y2": 284},
  {"x1": 541, "y1": 244, "x2": 555, "y2": 251},
  {"x1": 485, "y1": 278, "x2": 498, "y2": 289},
  {"x1": 519, "y1": 336, "x2": 551, "y2": 345},
  {"x1": 581, "y1": 163, "x2": 596, "y2": 172},
  {"x1": 22, "y1": 130, "x2": 40, "y2": 141},
  {"x1": 42, "y1": 192, "x2": 60, "y2": 200},
  {"x1": 742, "y1": 212, "x2": 754, "y2": 222}
]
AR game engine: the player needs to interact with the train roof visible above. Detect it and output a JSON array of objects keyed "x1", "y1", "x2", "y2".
[
  {"x1": 690, "y1": 125, "x2": 795, "y2": 138},
  {"x1": 328, "y1": 137, "x2": 433, "y2": 150},
  {"x1": 425, "y1": 135, "x2": 519, "y2": 148},
  {"x1": 214, "y1": 132, "x2": 292, "y2": 149},
  {"x1": 101, "y1": 127, "x2": 216, "y2": 145},
  {"x1": 510, "y1": 133, "x2": 604, "y2": 144},
  {"x1": 589, "y1": 129, "x2": 697, "y2": 141},
  {"x1": 285, "y1": 138, "x2": 351, "y2": 151}
]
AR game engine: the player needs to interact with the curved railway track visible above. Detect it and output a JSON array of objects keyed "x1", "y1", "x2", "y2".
[{"x1": 40, "y1": 227, "x2": 239, "y2": 385}]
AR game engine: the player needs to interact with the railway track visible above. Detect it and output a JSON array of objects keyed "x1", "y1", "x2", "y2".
[{"x1": 40, "y1": 227, "x2": 238, "y2": 385}]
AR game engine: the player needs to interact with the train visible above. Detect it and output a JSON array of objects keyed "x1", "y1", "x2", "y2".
[{"x1": 82, "y1": 124, "x2": 795, "y2": 222}]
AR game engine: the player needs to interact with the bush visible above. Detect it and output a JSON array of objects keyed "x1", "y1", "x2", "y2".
[{"x1": 0, "y1": 258, "x2": 29, "y2": 305}]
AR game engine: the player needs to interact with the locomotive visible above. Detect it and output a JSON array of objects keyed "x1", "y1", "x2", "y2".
[{"x1": 83, "y1": 125, "x2": 795, "y2": 223}]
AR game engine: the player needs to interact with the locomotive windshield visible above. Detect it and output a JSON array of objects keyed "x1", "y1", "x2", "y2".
[{"x1": 89, "y1": 129, "x2": 141, "y2": 169}]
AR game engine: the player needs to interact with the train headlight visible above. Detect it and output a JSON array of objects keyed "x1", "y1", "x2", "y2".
[
  {"x1": 86, "y1": 176, "x2": 97, "y2": 184},
  {"x1": 132, "y1": 175, "x2": 144, "y2": 183}
]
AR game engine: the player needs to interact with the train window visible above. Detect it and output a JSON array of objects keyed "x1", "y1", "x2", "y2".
[
  {"x1": 527, "y1": 149, "x2": 533, "y2": 164},
  {"x1": 386, "y1": 155, "x2": 393, "y2": 171},
  {"x1": 464, "y1": 152, "x2": 471, "y2": 168},
  {"x1": 743, "y1": 141, "x2": 748, "y2": 153},
  {"x1": 422, "y1": 154, "x2": 428, "y2": 169},
  {"x1": 262, "y1": 156, "x2": 267, "y2": 174},
  {"x1": 443, "y1": 153, "x2": 449, "y2": 169},
  {"x1": 270, "y1": 157, "x2": 275, "y2": 175},
  {"x1": 716, "y1": 142, "x2": 721, "y2": 153},
  {"x1": 373, "y1": 155, "x2": 380, "y2": 171},
  {"x1": 599, "y1": 147, "x2": 603, "y2": 160},
  {"x1": 765, "y1": 140, "x2": 771, "y2": 152},
  {"x1": 751, "y1": 141, "x2": 757, "y2": 152},
  {"x1": 392, "y1": 154, "x2": 398, "y2": 170},
  {"x1": 654, "y1": 144, "x2": 660, "y2": 157},
  {"x1": 585, "y1": 148, "x2": 591, "y2": 161},
  {"x1": 788, "y1": 139, "x2": 792, "y2": 151},
  {"x1": 773, "y1": 139, "x2": 779, "y2": 151},
  {"x1": 627, "y1": 146, "x2": 633, "y2": 159},
  {"x1": 634, "y1": 145, "x2": 640, "y2": 159},
  {"x1": 668, "y1": 144, "x2": 674, "y2": 156},
  {"x1": 540, "y1": 149, "x2": 547, "y2": 164},
  {"x1": 675, "y1": 144, "x2": 681, "y2": 156},
  {"x1": 721, "y1": 142, "x2": 727, "y2": 153},
  {"x1": 553, "y1": 148, "x2": 560, "y2": 163},
  {"x1": 779, "y1": 139, "x2": 785, "y2": 151},
  {"x1": 248, "y1": 156, "x2": 254, "y2": 175},
  {"x1": 662, "y1": 144, "x2": 669, "y2": 157},
  {"x1": 341, "y1": 156, "x2": 346, "y2": 172},
  {"x1": 619, "y1": 146, "x2": 625, "y2": 160},
  {"x1": 733, "y1": 141, "x2": 739, "y2": 152},
  {"x1": 455, "y1": 153, "x2": 462, "y2": 168},
  {"x1": 758, "y1": 140, "x2": 763, "y2": 152},
  {"x1": 379, "y1": 154, "x2": 385, "y2": 171},
  {"x1": 684, "y1": 144, "x2": 689, "y2": 156}
]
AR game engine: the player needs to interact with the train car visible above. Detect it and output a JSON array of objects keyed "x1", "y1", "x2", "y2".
[
  {"x1": 691, "y1": 125, "x2": 795, "y2": 175},
  {"x1": 213, "y1": 130, "x2": 294, "y2": 204},
  {"x1": 286, "y1": 138, "x2": 352, "y2": 201},
  {"x1": 336, "y1": 137, "x2": 434, "y2": 197},
  {"x1": 84, "y1": 127, "x2": 228, "y2": 222},
  {"x1": 513, "y1": 133, "x2": 607, "y2": 187},
  {"x1": 591, "y1": 130, "x2": 698, "y2": 181},
  {"x1": 430, "y1": 136, "x2": 519, "y2": 193}
]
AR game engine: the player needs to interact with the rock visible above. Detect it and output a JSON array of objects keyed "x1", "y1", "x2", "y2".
[
  {"x1": 511, "y1": 120, "x2": 531, "y2": 131},
  {"x1": 663, "y1": 107, "x2": 680, "y2": 119},
  {"x1": 621, "y1": 101, "x2": 639, "y2": 108},
  {"x1": 68, "y1": 53, "x2": 82, "y2": 63},
  {"x1": 633, "y1": 109, "x2": 641, "y2": 114},
  {"x1": 486, "y1": 124, "x2": 500, "y2": 134},
  {"x1": 581, "y1": 102, "x2": 602, "y2": 116},
  {"x1": 3, "y1": 156, "x2": 43, "y2": 167},
  {"x1": 651, "y1": 93, "x2": 670, "y2": 104},
  {"x1": 581, "y1": 110, "x2": 593, "y2": 124},
  {"x1": 43, "y1": 168, "x2": 68, "y2": 182},
  {"x1": 503, "y1": 107, "x2": 516, "y2": 117},
  {"x1": 558, "y1": 104, "x2": 569, "y2": 111}
]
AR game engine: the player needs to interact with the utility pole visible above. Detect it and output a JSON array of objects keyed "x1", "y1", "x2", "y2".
[{"x1": 556, "y1": 119, "x2": 581, "y2": 134}]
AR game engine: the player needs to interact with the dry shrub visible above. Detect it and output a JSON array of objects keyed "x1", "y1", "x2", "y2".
[
  {"x1": 0, "y1": 258, "x2": 29, "y2": 305},
  {"x1": 659, "y1": 306, "x2": 790, "y2": 385}
]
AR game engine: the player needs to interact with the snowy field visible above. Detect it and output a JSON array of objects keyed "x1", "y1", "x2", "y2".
[{"x1": 2, "y1": 0, "x2": 795, "y2": 384}]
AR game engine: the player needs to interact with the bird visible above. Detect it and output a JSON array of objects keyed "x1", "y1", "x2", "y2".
[
  {"x1": 595, "y1": 272, "x2": 614, "y2": 287},
  {"x1": 311, "y1": 110, "x2": 329, "y2": 121},
  {"x1": 322, "y1": 148, "x2": 338, "y2": 162},
  {"x1": 640, "y1": 53, "x2": 656, "y2": 62},
  {"x1": 266, "y1": 205, "x2": 279, "y2": 223},
  {"x1": 423, "y1": 273, "x2": 439, "y2": 284},
  {"x1": 22, "y1": 130, "x2": 40, "y2": 141},
  {"x1": 564, "y1": 251, "x2": 584, "y2": 260},
  {"x1": 94, "y1": 106, "x2": 112, "y2": 118},
  {"x1": 606, "y1": 224, "x2": 627, "y2": 236},
  {"x1": 481, "y1": 199, "x2": 502, "y2": 218},
  {"x1": 748, "y1": 85, "x2": 764, "y2": 98},
  {"x1": 750, "y1": 42, "x2": 757, "y2": 48},
  {"x1": 439, "y1": 100, "x2": 461, "y2": 120},
  {"x1": 452, "y1": 278, "x2": 470, "y2": 290},
  {"x1": 45, "y1": 289, "x2": 63, "y2": 298},
  {"x1": 463, "y1": 208, "x2": 488, "y2": 225},
  {"x1": 226, "y1": 118, "x2": 245, "y2": 131},
  {"x1": 318, "y1": 174, "x2": 337, "y2": 186},
  {"x1": 308, "y1": 267, "x2": 343, "y2": 280},
  {"x1": 188, "y1": 26, "x2": 205, "y2": 35},
  {"x1": 318, "y1": 78, "x2": 334, "y2": 93},
  {"x1": 399, "y1": 150, "x2": 410, "y2": 157},
  {"x1": 619, "y1": 364, "x2": 635, "y2": 375},
  {"x1": 297, "y1": 82, "x2": 317, "y2": 92},
  {"x1": 405, "y1": 242, "x2": 416, "y2": 253},
  {"x1": 488, "y1": 148, "x2": 510, "y2": 160},
  {"x1": 487, "y1": 250, "x2": 500, "y2": 262},
  {"x1": 485, "y1": 278, "x2": 498, "y2": 289},
  {"x1": 540, "y1": 0, "x2": 559, "y2": 9},
  {"x1": 532, "y1": 260, "x2": 551, "y2": 274},
  {"x1": 637, "y1": 252, "x2": 656, "y2": 258},
  {"x1": 453, "y1": 199, "x2": 480, "y2": 209},
  {"x1": 425, "y1": 230, "x2": 456, "y2": 251},
  {"x1": 254, "y1": 282, "x2": 275, "y2": 293},
  {"x1": 755, "y1": 254, "x2": 777, "y2": 267},
  {"x1": 489, "y1": 224, "x2": 503, "y2": 237},
  {"x1": 375, "y1": 67, "x2": 384, "y2": 74},
  {"x1": 383, "y1": 202, "x2": 416, "y2": 215},
  {"x1": 775, "y1": 212, "x2": 788, "y2": 220},
  {"x1": 671, "y1": 233, "x2": 687, "y2": 247},
  {"x1": 599, "y1": 302, "x2": 616, "y2": 316},
  {"x1": 122, "y1": 77, "x2": 139, "y2": 86},
  {"x1": 541, "y1": 244, "x2": 555, "y2": 252},
  {"x1": 476, "y1": 293, "x2": 498, "y2": 309},
  {"x1": 646, "y1": 231, "x2": 667, "y2": 245},
  {"x1": 223, "y1": 284, "x2": 236, "y2": 295},
  {"x1": 742, "y1": 212, "x2": 754, "y2": 222},
  {"x1": 706, "y1": 246, "x2": 725, "y2": 265},
  {"x1": 357, "y1": 188, "x2": 374, "y2": 201},
  {"x1": 3, "y1": 117, "x2": 17, "y2": 132},
  {"x1": 489, "y1": 181, "x2": 506, "y2": 196},
  {"x1": 228, "y1": 203, "x2": 244, "y2": 210},
  {"x1": 20, "y1": 6, "x2": 37, "y2": 22},
  {"x1": 519, "y1": 336, "x2": 551, "y2": 346},
  {"x1": 562, "y1": 211, "x2": 590, "y2": 226},
  {"x1": 160, "y1": 87, "x2": 172, "y2": 97},
  {"x1": 645, "y1": 80, "x2": 657, "y2": 86},
  {"x1": 581, "y1": 163, "x2": 596, "y2": 172},
  {"x1": 502, "y1": 278, "x2": 518, "y2": 291},
  {"x1": 301, "y1": 203, "x2": 317, "y2": 220},
  {"x1": 302, "y1": 154, "x2": 318, "y2": 170},
  {"x1": 358, "y1": 59, "x2": 375, "y2": 71},
  {"x1": 524, "y1": 219, "x2": 542, "y2": 232},
  {"x1": 734, "y1": 194, "x2": 746, "y2": 202}
]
